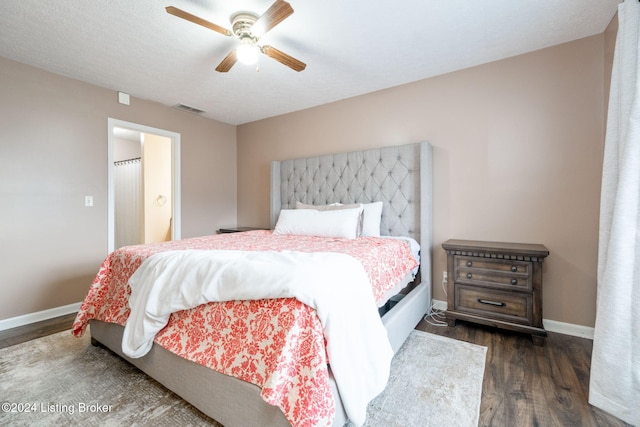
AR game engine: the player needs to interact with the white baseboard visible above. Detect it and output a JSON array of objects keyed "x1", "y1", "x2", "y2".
[
  {"x1": 0, "y1": 302, "x2": 81, "y2": 331},
  {"x1": 430, "y1": 299, "x2": 594, "y2": 340},
  {"x1": 431, "y1": 299, "x2": 448, "y2": 311},
  {"x1": 542, "y1": 319, "x2": 594, "y2": 340}
]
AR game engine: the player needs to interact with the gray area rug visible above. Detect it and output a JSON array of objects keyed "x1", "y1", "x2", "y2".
[
  {"x1": 0, "y1": 329, "x2": 486, "y2": 426},
  {"x1": 362, "y1": 330, "x2": 486, "y2": 427}
]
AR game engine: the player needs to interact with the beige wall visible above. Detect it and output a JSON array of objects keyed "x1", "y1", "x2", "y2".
[
  {"x1": 0, "y1": 28, "x2": 615, "y2": 328},
  {"x1": 0, "y1": 56, "x2": 237, "y2": 320},
  {"x1": 237, "y1": 34, "x2": 608, "y2": 327}
]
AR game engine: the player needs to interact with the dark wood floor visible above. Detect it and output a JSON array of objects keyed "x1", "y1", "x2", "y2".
[
  {"x1": 416, "y1": 315, "x2": 630, "y2": 427},
  {"x1": 1, "y1": 313, "x2": 630, "y2": 426},
  {"x1": 0, "y1": 313, "x2": 77, "y2": 349}
]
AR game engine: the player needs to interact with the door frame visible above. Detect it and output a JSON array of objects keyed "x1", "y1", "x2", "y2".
[{"x1": 107, "y1": 118, "x2": 181, "y2": 252}]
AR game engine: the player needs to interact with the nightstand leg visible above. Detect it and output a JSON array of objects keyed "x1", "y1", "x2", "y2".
[
  {"x1": 532, "y1": 335, "x2": 545, "y2": 346},
  {"x1": 446, "y1": 318, "x2": 456, "y2": 327}
]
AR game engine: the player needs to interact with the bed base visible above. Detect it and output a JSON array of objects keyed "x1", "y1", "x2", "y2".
[
  {"x1": 89, "y1": 141, "x2": 434, "y2": 425},
  {"x1": 90, "y1": 320, "x2": 315, "y2": 426},
  {"x1": 89, "y1": 280, "x2": 430, "y2": 427}
]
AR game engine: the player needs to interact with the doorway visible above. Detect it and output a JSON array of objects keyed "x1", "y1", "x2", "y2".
[{"x1": 108, "y1": 118, "x2": 181, "y2": 252}]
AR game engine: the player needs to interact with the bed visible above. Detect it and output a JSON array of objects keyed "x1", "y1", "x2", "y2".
[{"x1": 72, "y1": 141, "x2": 433, "y2": 427}]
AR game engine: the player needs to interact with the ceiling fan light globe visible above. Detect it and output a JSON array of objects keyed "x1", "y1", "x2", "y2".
[{"x1": 237, "y1": 42, "x2": 260, "y2": 65}]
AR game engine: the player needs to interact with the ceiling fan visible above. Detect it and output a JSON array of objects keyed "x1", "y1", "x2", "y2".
[{"x1": 166, "y1": 0, "x2": 306, "y2": 73}]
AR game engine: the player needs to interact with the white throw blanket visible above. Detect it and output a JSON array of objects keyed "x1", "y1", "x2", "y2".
[{"x1": 122, "y1": 249, "x2": 393, "y2": 426}]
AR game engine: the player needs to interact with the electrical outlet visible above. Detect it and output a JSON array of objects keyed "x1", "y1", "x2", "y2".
[
  {"x1": 85, "y1": 196, "x2": 94, "y2": 207},
  {"x1": 442, "y1": 271, "x2": 448, "y2": 284}
]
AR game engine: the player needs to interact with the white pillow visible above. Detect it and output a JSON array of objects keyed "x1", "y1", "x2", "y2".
[
  {"x1": 361, "y1": 201, "x2": 383, "y2": 237},
  {"x1": 295, "y1": 201, "x2": 364, "y2": 236},
  {"x1": 274, "y1": 208, "x2": 363, "y2": 239},
  {"x1": 294, "y1": 201, "x2": 383, "y2": 237}
]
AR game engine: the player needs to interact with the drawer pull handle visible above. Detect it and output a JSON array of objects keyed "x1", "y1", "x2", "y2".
[
  {"x1": 511, "y1": 278, "x2": 518, "y2": 285},
  {"x1": 467, "y1": 261, "x2": 472, "y2": 267},
  {"x1": 511, "y1": 266, "x2": 517, "y2": 272},
  {"x1": 467, "y1": 273, "x2": 472, "y2": 279},
  {"x1": 478, "y1": 298, "x2": 506, "y2": 307}
]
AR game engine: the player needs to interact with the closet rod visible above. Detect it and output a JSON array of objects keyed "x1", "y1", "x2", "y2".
[{"x1": 114, "y1": 157, "x2": 141, "y2": 165}]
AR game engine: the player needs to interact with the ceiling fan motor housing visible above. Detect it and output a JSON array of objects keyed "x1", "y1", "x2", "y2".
[{"x1": 232, "y1": 13, "x2": 259, "y2": 42}]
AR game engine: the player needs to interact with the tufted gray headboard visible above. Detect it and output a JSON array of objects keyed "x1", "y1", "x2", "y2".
[{"x1": 270, "y1": 141, "x2": 433, "y2": 284}]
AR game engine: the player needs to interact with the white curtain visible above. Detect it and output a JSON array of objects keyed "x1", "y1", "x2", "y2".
[
  {"x1": 114, "y1": 158, "x2": 142, "y2": 249},
  {"x1": 589, "y1": 1, "x2": 640, "y2": 425}
]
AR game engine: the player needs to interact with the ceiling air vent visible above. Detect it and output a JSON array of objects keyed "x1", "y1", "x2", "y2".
[{"x1": 174, "y1": 103, "x2": 206, "y2": 114}]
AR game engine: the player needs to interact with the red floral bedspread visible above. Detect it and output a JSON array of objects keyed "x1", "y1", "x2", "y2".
[{"x1": 72, "y1": 230, "x2": 418, "y2": 427}]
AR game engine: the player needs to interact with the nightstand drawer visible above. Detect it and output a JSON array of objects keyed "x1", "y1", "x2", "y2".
[
  {"x1": 454, "y1": 256, "x2": 532, "y2": 291},
  {"x1": 454, "y1": 256, "x2": 531, "y2": 275},
  {"x1": 455, "y1": 285, "x2": 532, "y2": 324}
]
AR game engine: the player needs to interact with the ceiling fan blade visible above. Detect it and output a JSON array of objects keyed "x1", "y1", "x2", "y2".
[
  {"x1": 261, "y1": 45, "x2": 306, "y2": 72},
  {"x1": 166, "y1": 6, "x2": 232, "y2": 37},
  {"x1": 252, "y1": 0, "x2": 294, "y2": 37},
  {"x1": 215, "y1": 50, "x2": 237, "y2": 72}
]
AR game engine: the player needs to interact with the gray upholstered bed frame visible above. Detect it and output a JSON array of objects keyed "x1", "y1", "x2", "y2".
[
  {"x1": 90, "y1": 141, "x2": 433, "y2": 426},
  {"x1": 271, "y1": 141, "x2": 433, "y2": 352}
]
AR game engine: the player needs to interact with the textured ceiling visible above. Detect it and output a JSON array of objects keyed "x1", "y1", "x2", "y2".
[{"x1": 0, "y1": 0, "x2": 620, "y2": 125}]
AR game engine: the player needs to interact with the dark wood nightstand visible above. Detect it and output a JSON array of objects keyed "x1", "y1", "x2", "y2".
[
  {"x1": 218, "y1": 227, "x2": 268, "y2": 234},
  {"x1": 442, "y1": 239, "x2": 549, "y2": 345}
]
